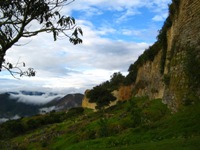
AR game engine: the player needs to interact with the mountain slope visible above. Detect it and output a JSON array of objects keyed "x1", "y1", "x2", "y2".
[
  {"x1": 0, "y1": 93, "x2": 39, "y2": 118},
  {"x1": 55, "y1": 93, "x2": 84, "y2": 110}
]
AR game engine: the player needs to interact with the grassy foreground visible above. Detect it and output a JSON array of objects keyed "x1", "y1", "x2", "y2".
[{"x1": 0, "y1": 97, "x2": 200, "y2": 150}]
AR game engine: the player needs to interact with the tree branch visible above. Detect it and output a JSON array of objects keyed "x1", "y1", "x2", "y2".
[{"x1": 0, "y1": 0, "x2": 83, "y2": 76}]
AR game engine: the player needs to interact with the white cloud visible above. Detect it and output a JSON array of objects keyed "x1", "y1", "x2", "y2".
[
  {"x1": 66, "y1": 0, "x2": 171, "y2": 21},
  {"x1": 0, "y1": 118, "x2": 9, "y2": 123},
  {"x1": 152, "y1": 13, "x2": 168, "y2": 21},
  {"x1": 39, "y1": 106, "x2": 56, "y2": 114},
  {"x1": 96, "y1": 27, "x2": 116, "y2": 36},
  {"x1": 0, "y1": 115, "x2": 20, "y2": 123},
  {"x1": 122, "y1": 29, "x2": 142, "y2": 36},
  {"x1": 152, "y1": 15, "x2": 164, "y2": 21},
  {"x1": 9, "y1": 93, "x2": 63, "y2": 105},
  {"x1": 1, "y1": 18, "x2": 149, "y2": 93},
  {"x1": 0, "y1": 0, "x2": 171, "y2": 94}
]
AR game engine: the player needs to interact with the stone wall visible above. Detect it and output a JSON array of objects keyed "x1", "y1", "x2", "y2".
[
  {"x1": 134, "y1": 50, "x2": 164, "y2": 99},
  {"x1": 129, "y1": 0, "x2": 200, "y2": 111},
  {"x1": 162, "y1": 0, "x2": 200, "y2": 111}
]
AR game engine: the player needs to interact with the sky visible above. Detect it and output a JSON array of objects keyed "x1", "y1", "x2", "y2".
[{"x1": 0, "y1": 0, "x2": 172, "y2": 95}]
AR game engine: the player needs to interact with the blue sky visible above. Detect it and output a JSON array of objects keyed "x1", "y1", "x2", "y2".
[{"x1": 0, "y1": 0, "x2": 172, "y2": 95}]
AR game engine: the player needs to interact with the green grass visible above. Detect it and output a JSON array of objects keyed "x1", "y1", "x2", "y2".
[
  {"x1": 59, "y1": 135, "x2": 200, "y2": 150},
  {"x1": 0, "y1": 97, "x2": 200, "y2": 150}
]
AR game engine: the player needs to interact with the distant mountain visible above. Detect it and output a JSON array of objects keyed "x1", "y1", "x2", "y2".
[
  {"x1": 0, "y1": 93, "x2": 39, "y2": 118},
  {"x1": 40, "y1": 93, "x2": 84, "y2": 113},
  {"x1": 0, "y1": 92, "x2": 84, "y2": 123},
  {"x1": 55, "y1": 93, "x2": 83, "y2": 110}
]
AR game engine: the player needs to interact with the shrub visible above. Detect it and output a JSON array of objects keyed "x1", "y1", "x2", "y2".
[
  {"x1": 127, "y1": 99, "x2": 142, "y2": 127},
  {"x1": 66, "y1": 107, "x2": 84, "y2": 118},
  {"x1": 98, "y1": 118, "x2": 109, "y2": 137}
]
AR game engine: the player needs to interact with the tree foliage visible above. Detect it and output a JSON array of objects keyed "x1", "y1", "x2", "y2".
[
  {"x1": 0, "y1": 0, "x2": 83, "y2": 77},
  {"x1": 86, "y1": 72, "x2": 126, "y2": 110},
  {"x1": 87, "y1": 85, "x2": 116, "y2": 110},
  {"x1": 109, "y1": 72, "x2": 125, "y2": 90}
]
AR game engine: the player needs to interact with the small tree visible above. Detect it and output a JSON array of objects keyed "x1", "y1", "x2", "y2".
[
  {"x1": 0, "y1": 0, "x2": 83, "y2": 77},
  {"x1": 87, "y1": 85, "x2": 116, "y2": 110}
]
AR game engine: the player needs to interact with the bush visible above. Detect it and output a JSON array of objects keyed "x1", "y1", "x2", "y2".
[
  {"x1": 97, "y1": 118, "x2": 109, "y2": 137},
  {"x1": 26, "y1": 118, "x2": 41, "y2": 130},
  {"x1": 127, "y1": 99, "x2": 142, "y2": 127},
  {"x1": 65, "y1": 107, "x2": 84, "y2": 119},
  {"x1": 0, "y1": 119, "x2": 26, "y2": 138}
]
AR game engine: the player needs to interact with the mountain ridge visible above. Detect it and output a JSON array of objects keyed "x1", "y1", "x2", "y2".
[{"x1": 0, "y1": 92, "x2": 84, "y2": 123}]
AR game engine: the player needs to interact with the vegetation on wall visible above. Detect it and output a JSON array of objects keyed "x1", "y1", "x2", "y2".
[
  {"x1": 125, "y1": 41, "x2": 162, "y2": 85},
  {"x1": 184, "y1": 46, "x2": 200, "y2": 104},
  {"x1": 169, "y1": 0, "x2": 180, "y2": 19},
  {"x1": 125, "y1": 0, "x2": 181, "y2": 84},
  {"x1": 158, "y1": 0, "x2": 180, "y2": 74},
  {"x1": 184, "y1": 47, "x2": 200, "y2": 89},
  {"x1": 163, "y1": 74, "x2": 170, "y2": 86},
  {"x1": 158, "y1": 16, "x2": 171, "y2": 74}
]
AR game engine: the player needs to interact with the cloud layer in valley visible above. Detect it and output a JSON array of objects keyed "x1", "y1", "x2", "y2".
[{"x1": 9, "y1": 92, "x2": 63, "y2": 105}]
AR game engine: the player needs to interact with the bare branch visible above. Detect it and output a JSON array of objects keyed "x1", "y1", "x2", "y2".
[{"x1": 2, "y1": 60, "x2": 36, "y2": 79}]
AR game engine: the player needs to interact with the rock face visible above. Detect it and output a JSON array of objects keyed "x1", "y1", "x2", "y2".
[
  {"x1": 117, "y1": 85, "x2": 133, "y2": 101},
  {"x1": 82, "y1": 0, "x2": 200, "y2": 111}
]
